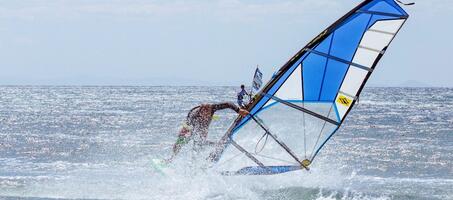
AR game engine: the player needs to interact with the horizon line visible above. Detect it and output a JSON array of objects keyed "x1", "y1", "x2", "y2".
[{"x1": 0, "y1": 84, "x2": 451, "y2": 88}]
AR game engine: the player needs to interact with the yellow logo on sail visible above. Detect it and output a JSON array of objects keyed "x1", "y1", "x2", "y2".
[{"x1": 337, "y1": 95, "x2": 352, "y2": 107}]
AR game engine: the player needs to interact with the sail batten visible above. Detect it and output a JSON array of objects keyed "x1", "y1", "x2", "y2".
[
  {"x1": 307, "y1": 49, "x2": 373, "y2": 72},
  {"x1": 265, "y1": 95, "x2": 340, "y2": 126},
  {"x1": 357, "y1": 10, "x2": 406, "y2": 18}
]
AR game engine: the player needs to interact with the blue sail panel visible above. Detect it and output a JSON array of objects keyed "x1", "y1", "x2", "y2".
[
  {"x1": 319, "y1": 60, "x2": 350, "y2": 101},
  {"x1": 314, "y1": 34, "x2": 333, "y2": 54},
  {"x1": 303, "y1": 53, "x2": 328, "y2": 101},
  {"x1": 363, "y1": 0, "x2": 408, "y2": 16},
  {"x1": 329, "y1": 13, "x2": 372, "y2": 62}
]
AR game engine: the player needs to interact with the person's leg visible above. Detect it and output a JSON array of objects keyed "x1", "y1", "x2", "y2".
[
  {"x1": 173, "y1": 135, "x2": 189, "y2": 153},
  {"x1": 237, "y1": 100, "x2": 244, "y2": 108},
  {"x1": 167, "y1": 131, "x2": 191, "y2": 163}
]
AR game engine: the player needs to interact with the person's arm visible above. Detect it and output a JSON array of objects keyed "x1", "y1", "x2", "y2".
[
  {"x1": 211, "y1": 102, "x2": 249, "y2": 117},
  {"x1": 212, "y1": 102, "x2": 240, "y2": 113}
]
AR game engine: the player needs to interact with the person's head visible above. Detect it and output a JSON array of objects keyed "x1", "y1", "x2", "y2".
[{"x1": 240, "y1": 84, "x2": 245, "y2": 89}]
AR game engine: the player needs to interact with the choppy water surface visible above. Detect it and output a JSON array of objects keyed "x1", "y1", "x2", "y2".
[{"x1": 0, "y1": 86, "x2": 451, "y2": 200}]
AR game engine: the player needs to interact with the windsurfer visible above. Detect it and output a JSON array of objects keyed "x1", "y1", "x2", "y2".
[
  {"x1": 237, "y1": 85, "x2": 249, "y2": 108},
  {"x1": 167, "y1": 102, "x2": 249, "y2": 162}
]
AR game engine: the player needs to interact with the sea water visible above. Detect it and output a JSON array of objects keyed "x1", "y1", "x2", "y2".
[{"x1": 0, "y1": 86, "x2": 451, "y2": 200}]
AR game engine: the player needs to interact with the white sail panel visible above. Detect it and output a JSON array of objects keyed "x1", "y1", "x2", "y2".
[
  {"x1": 339, "y1": 67, "x2": 368, "y2": 98},
  {"x1": 336, "y1": 19, "x2": 406, "y2": 120},
  {"x1": 263, "y1": 64, "x2": 303, "y2": 108},
  {"x1": 354, "y1": 47, "x2": 381, "y2": 68},
  {"x1": 274, "y1": 64, "x2": 303, "y2": 101},
  {"x1": 361, "y1": 31, "x2": 394, "y2": 51},
  {"x1": 371, "y1": 19, "x2": 405, "y2": 34}
]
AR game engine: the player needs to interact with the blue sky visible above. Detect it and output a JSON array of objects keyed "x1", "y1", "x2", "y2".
[{"x1": 0, "y1": 0, "x2": 452, "y2": 86}]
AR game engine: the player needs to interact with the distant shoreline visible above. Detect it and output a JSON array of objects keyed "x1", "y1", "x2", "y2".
[{"x1": 0, "y1": 85, "x2": 451, "y2": 88}]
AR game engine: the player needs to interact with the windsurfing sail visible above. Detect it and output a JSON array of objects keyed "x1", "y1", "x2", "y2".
[
  {"x1": 252, "y1": 67, "x2": 263, "y2": 94},
  {"x1": 247, "y1": 67, "x2": 263, "y2": 103},
  {"x1": 211, "y1": 0, "x2": 410, "y2": 175}
]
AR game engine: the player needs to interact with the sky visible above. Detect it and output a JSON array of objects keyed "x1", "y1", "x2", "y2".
[{"x1": 0, "y1": 0, "x2": 452, "y2": 87}]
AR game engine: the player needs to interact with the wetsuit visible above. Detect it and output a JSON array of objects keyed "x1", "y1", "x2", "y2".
[
  {"x1": 237, "y1": 89, "x2": 248, "y2": 108},
  {"x1": 174, "y1": 102, "x2": 240, "y2": 153}
]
